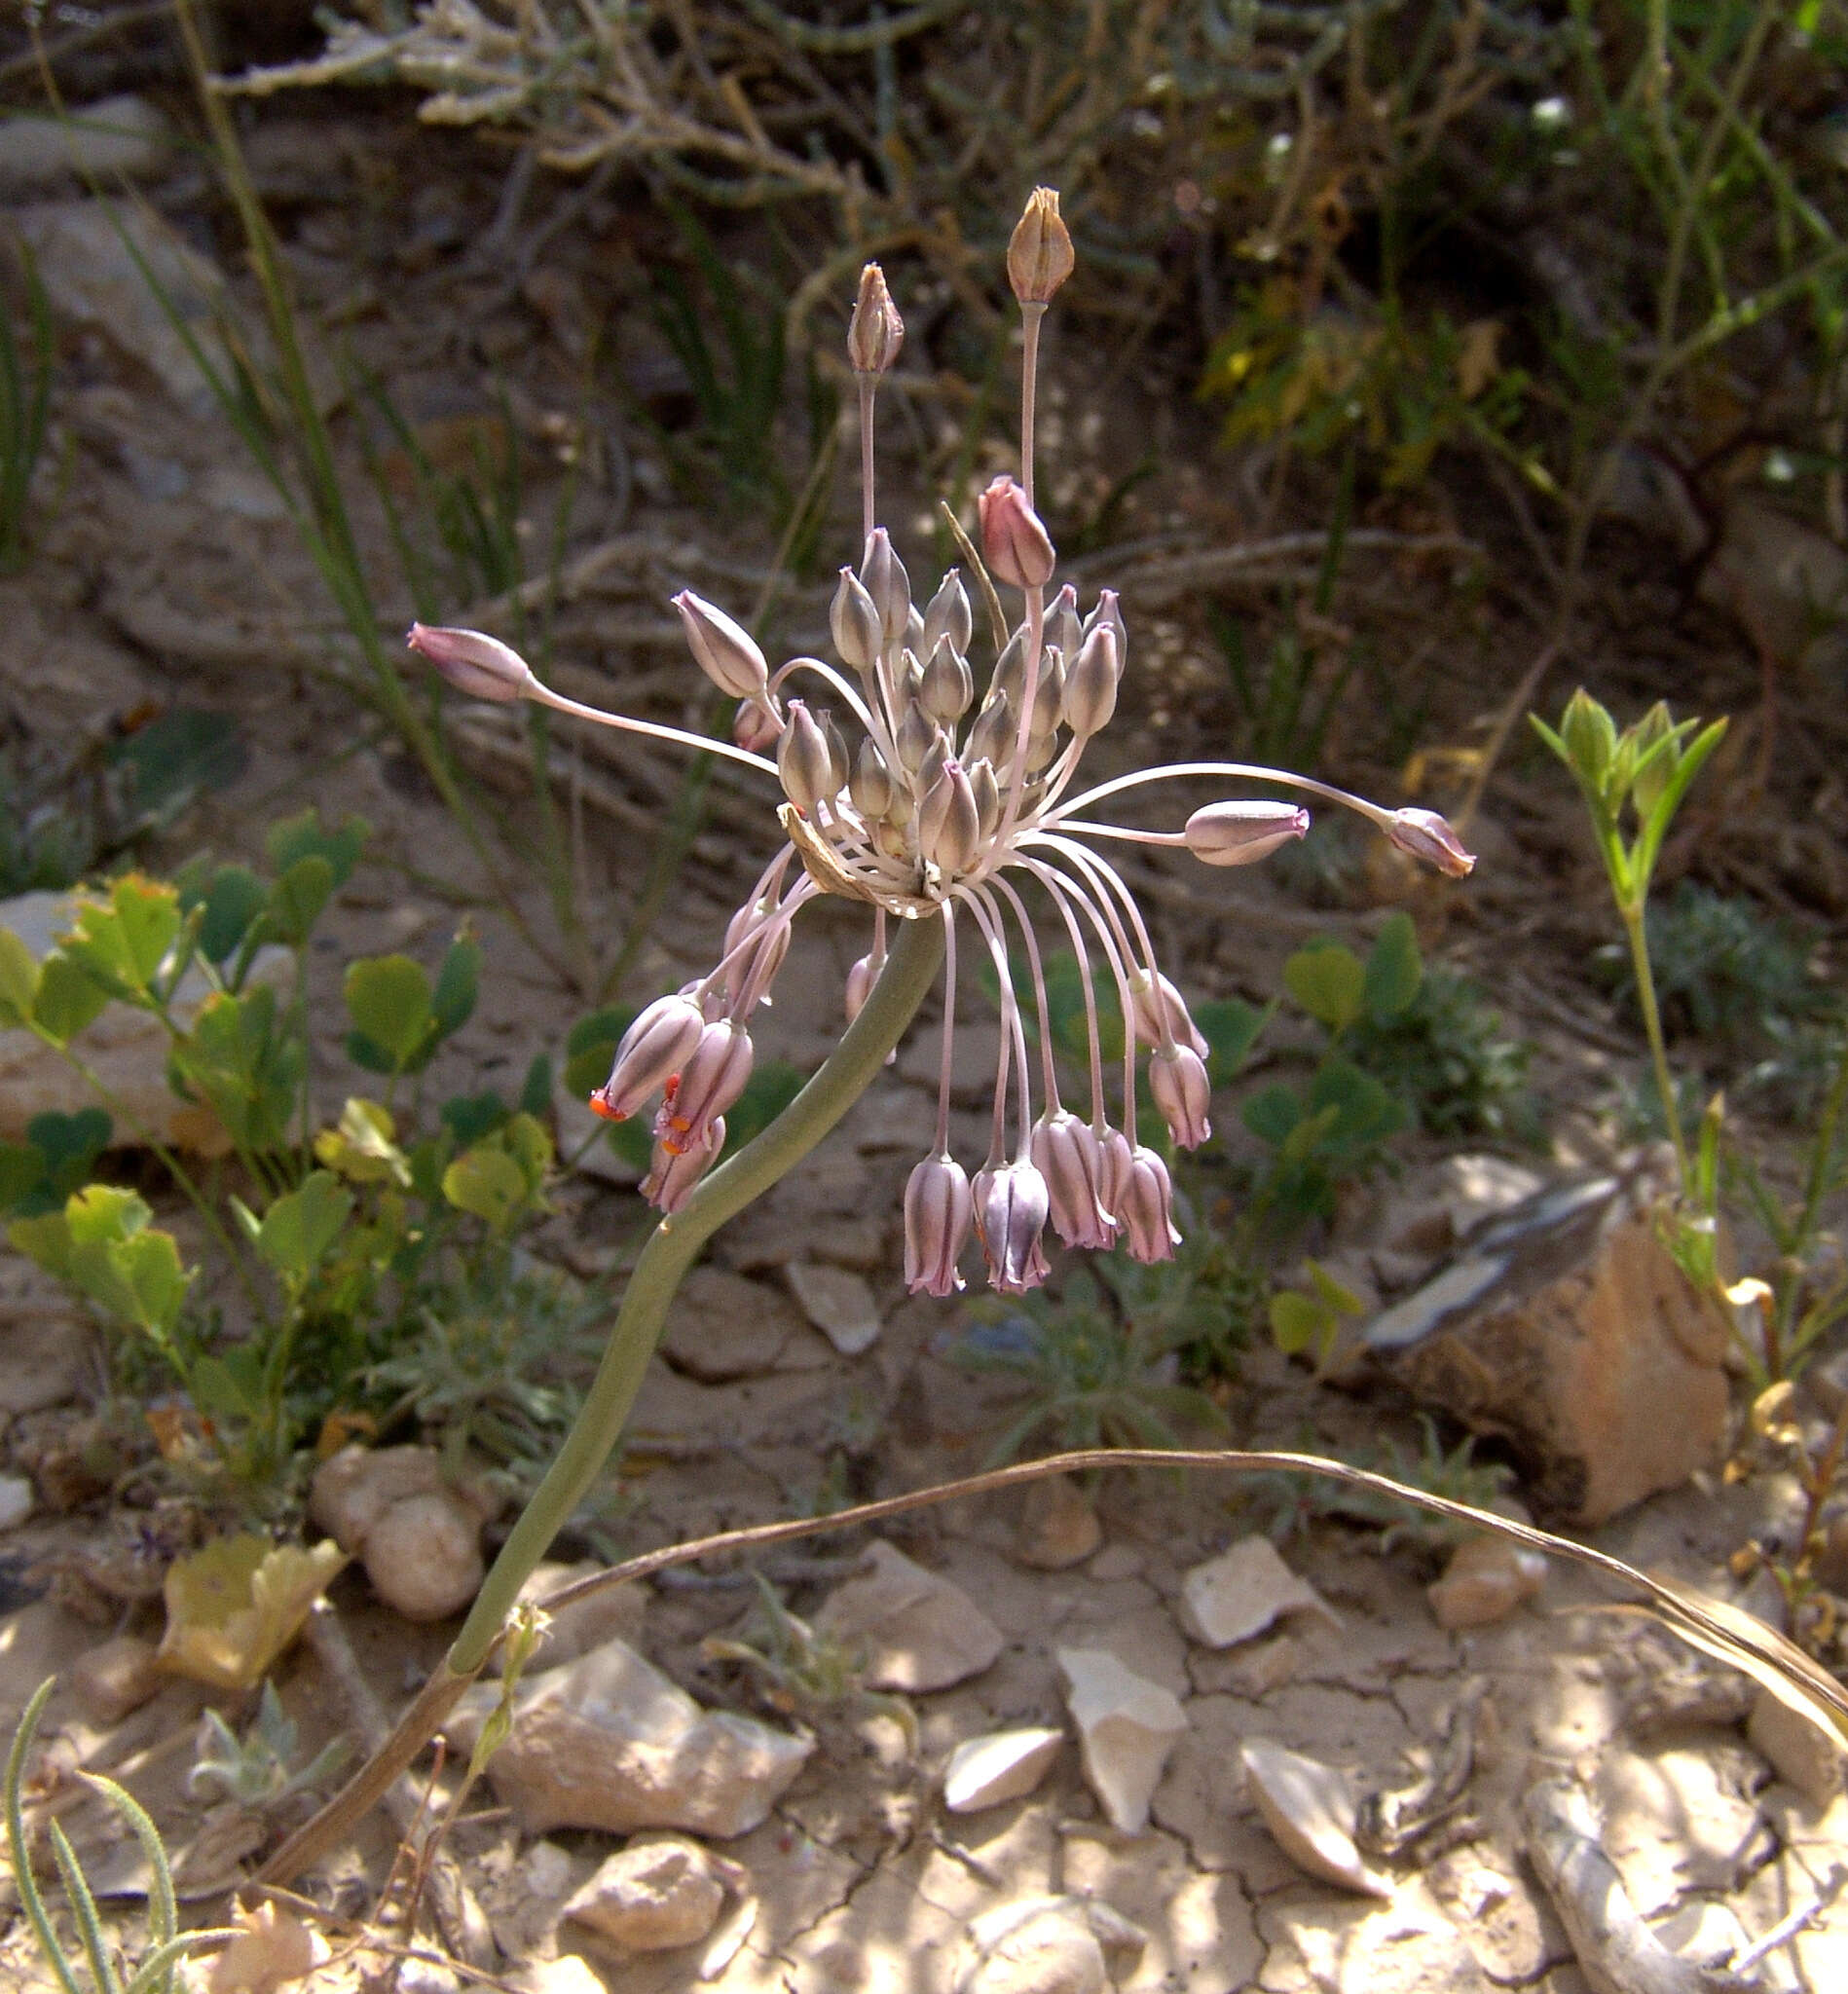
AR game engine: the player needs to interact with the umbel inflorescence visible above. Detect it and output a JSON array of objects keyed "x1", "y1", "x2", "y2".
[{"x1": 410, "y1": 188, "x2": 1472, "y2": 1299}]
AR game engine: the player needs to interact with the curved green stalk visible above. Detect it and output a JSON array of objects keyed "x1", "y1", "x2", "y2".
[{"x1": 258, "y1": 908, "x2": 944, "y2": 1888}]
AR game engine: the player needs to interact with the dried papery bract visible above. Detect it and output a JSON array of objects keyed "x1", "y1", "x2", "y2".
[
  {"x1": 848, "y1": 262, "x2": 904, "y2": 377},
  {"x1": 1008, "y1": 187, "x2": 1075, "y2": 306}
]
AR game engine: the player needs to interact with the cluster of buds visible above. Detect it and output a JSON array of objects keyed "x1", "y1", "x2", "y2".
[{"x1": 410, "y1": 187, "x2": 1473, "y2": 1293}]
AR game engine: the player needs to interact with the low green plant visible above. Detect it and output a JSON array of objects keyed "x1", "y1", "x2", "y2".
[
  {"x1": 186, "y1": 1680, "x2": 350, "y2": 1815},
  {"x1": 6, "y1": 1678, "x2": 240, "y2": 1994},
  {"x1": 0, "y1": 239, "x2": 54, "y2": 574},
  {"x1": 1268, "y1": 1257, "x2": 1366, "y2": 1374},
  {"x1": 953, "y1": 1261, "x2": 1231, "y2": 1466}
]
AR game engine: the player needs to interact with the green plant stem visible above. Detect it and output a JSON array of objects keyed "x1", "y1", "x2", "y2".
[
  {"x1": 257, "y1": 908, "x2": 944, "y2": 1887},
  {"x1": 1621, "y1": 900, "x2": 1690, "y2": 1186}
]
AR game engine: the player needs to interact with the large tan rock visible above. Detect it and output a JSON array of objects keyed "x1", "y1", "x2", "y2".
[
  {"x1": 813, "y1": 1540, "x2": 1004, "y2": 1692},
  {"x1": 1367, "y1": 1172, "x2": 1729, "y2": 1523}
]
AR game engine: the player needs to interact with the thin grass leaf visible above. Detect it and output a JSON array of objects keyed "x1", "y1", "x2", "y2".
[
  {"x1": 122, "y1": 1930, "x2": 243, "y2": 1994},
  {"x1": 48, "y1": 1820, "x2": 122, "y2": 1994},
  {"x1": 75, "y1": 1776, "x2": 174, "y2": 1955},
  {"x1": 6, "y1": 1680, "x2": 86, "y2": 1994}
]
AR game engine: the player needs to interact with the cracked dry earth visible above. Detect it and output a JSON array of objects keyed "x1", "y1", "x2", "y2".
[{"x1": 3, "y1": 87, "x2": 1848, "y2": 1994}]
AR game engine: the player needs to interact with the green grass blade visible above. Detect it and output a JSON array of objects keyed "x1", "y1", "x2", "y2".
[
  {"x1": 48, "y1": 1820, "x2": 122, "y2": 1994},
  {"x1": 6, "y1": 1680, "x2": 87, "y2": 1994},
  {"x1": 76, "y1": 1776, "x2": 174, "y2": 1954}
]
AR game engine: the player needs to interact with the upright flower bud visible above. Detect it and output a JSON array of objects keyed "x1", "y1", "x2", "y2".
[
  {"x1": 777, "y1": 699, "x2": 834, "y2": 814},
  {"x1": 588, "y1": 991, "x2": 704, "y2": 1123},
  {"x1": 861, "y1": 528, "x2": 911, "y2": 646},
  {"x1": 1130, "y1": 972, "x2": 1209, "y2": 1059},
  {"x1": 847, "y1": 261, "x2": 904, "y2": 376},
  {"x1": 1028, "y1": 646, "x2": 1065, "y2": 735},
  {"x1": 1385, "y1": 806, "x2": 1476, "y2": 877},
  {"x1": 918, "y1": 635, "x2": 975, "y2": 723},
  {"x1": 1081, "y1": 590, "x2": 1127, "y2": 682},
  {"x1": 1048, "y1": 584, "x2": 1082, "y2": 670},
  {"x1": 1061, "y1": 621, "x2": 1118, "y2": 738},
  {"x1": 642, "y1": 1117, "x2": 723, "y2": 1215},
  {"x1": 973, "y1": 1160, "x2": 1052, "y2": 1295},
  {"x1": 1118, "y1": 1146, "x2": 1181, "y2": 1264},
  {"x1": 904, "y1": 1153, "x2": 973, "y2": 1297},
  {"x1": 831, "y1": 568, "x2": 884, "y2": 671},
  {"x1": 819, "y1": 711, "x2": 851, "y2": 795},
  {"x1": 918, "y1": 758, "x2": 980, "y2": 876},
  {"x1": 1031, "y1": 1109, "x2": 1113, "y2": 1249},
  {"x1": 967, "y1": 690, "x2": 1016, "y2": 770},
  {"x1": 1149, "y1": 1043, "x2": 1212, "y2": 1148},
  {"x1": 408, "y1": 623, "x2": 534, "y2": 703},
  {"x1": 978, "y1": 477, "x2": 1055, "y2": 590},
  {"x1": 1007, "y1": 186, "x2": 1075, "y2": 307},
  {"x1": 850, "y1": 736, "x2": 894, "y2": 818},
  {"x1": 733, "y1": 697, "x2": 783, "y2": 755},
  {"x1": 921, "y1": 569, "x2": 974, "y2": 659},
  {"x1": 968, "y1": 757, "x2": 1001, "y2": 837},
  {"x1": 656, "y1": 1018, "x2": 754, "y2": 1154},
  {"x1": 895, "y1": 701, "x2": 939, "y2": 775},
  {"x1": 1184, "y1": 801, "x2": 1310, "y2": 867},
  {"x1": 671, "y1": 591, "x2": 768, "y2": 701}
]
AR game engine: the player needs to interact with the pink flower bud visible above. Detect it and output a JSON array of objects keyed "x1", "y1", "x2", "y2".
[
  {"x1": 1030, "y1": 1110, "x2": 1114, "y2": 1249},
  {"x1": 978, "y1": 477, "x2": 1055, "y2": 590},
  {"x1": 733, "y1": 698, "x2": 783, "y2": 755},
  {"x1": 1385, "y1": 806, "x2": 1476, "y2": 878},
  {"x1": 1149, "y1": 1044, "x2": 1212, "y2": 1148},
  {"x1": 722, "y1": 900, "x2": 792, "y2": 1013},
  {"x1": 588, "y1": 991, "x2": 704, "y2": 1123},
  {"x1": 777, "y1": 700, "x2": 836, "y2": 814},
  {"x1": 1130, "y1": 972, "x2": 1209, "y2": 1059},
  {"x1": 973, "y1": 1160, "x2": 1052, "y2": 1295},
  {"x1": 1095, "y1": 1126, "x2": 1134, "y2": 1234},
  {"x1": 904, "y1": 1152, "x2": 973, "y2": 1296},
  {"x1": 831, "y1": 568, "x2": 884, "y2": 670},
  {"x1": 844, "y1": 949, "x2": 878, "y2": 1024},
  {"x1": 847, "y1": 262, "x2": 904, "y2": 376},
  {"x1": 655, "y1": 1018, "x2": 753, "y2": 1155},
  {"x1": 1184, "y1": 800, "x2": 1310, "y2": 867},
  {"x1": 918, "y1": 757, "x2": 980, "y2": 876},
  {"x1": 642, "y1": 1117, "x2": 723, "y2": 1214},
  {"x1": 1118, "y1": 1145, "x2": 1181, "y2": 1264},
  {"x1": 672, "y1": 591, "x2": 768, "y2": 701},
  {"x1": 407, "y1": 623, "x2": 534, "y2": 703}
]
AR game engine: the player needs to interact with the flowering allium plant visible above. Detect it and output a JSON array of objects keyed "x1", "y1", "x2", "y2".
[{"x1": 411, "y1": 187, "x2": 1472, "y2": 1301}]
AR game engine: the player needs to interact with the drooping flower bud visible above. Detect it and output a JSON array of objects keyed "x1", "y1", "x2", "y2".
[
  {"x1": 861, "y1": 528, "x2": 911, "y2": 647},
  {"x1": 733, "y1": 697, "x2": 783, "y2": 755},
  {"x1": 1096, "y1": 1126, "x2": 1134, "y2": 1222},
  {"x1": 844, "y1": 949, "x2": 878, "y2": 1024},
  {"x1": 722, "y1": 898, "x2": 792, "y2": 1013},
  {"x1": 918, "y1": 757, "x2": 980, "y2": 876},
  {"x1": 847, "y1": 261, "x2": 904, "y2": 376},
  {"x1": 1130, "y1": 971, "x2": 1209, "y2": 1059},
  {"x1": 972, "y1": 1159, "x2": 1052, "y2": 1294},
  {"x1": 777, "y1": 700, "x2": 835, "y2": 814},
  {"x1": 1385, "y1": 806, "x2": 1476, "y2": 877},
  {"x1": 1149, "y1": 1043, "x2": 1212, "y2": 1148},
  {"x1": 850, "y1": 736, "x2": 894, "y2": 818},
  {"x1": 408, "y1": 623, "x2": 534, "y2": 703},
  {"x1": 1184, "y1": 800, "x2": 1310, "y2": 867},
  {"x1": 589, "y1": 992, "x2": 706, "y2": 1124},
  {"x1": 655, "y1": 1018, "x2": 753, "y2": 1155},
  {"x1": 642, "y1": 1117, "x2": 724, "y2": 1215},
  {"x1": 978, "y1": 476, "x2": 1055, "y2": 590},
  {"x1": 1031, "y1": 1109, "x2": 1113, "y2": 1249},
  {"x1": 918, "y1": 635, "x2": 975, "y2": 723},
  {"x1": 1061, "y1": 621, "x2": 1118, "y2": 738},
  {"x1": 904, "y1": 1153, "x2": 973, "y2": 1296},
  {"x1": 1119, "y1": 1145, "x2": 1181, "y2": 1264},
  {"x1": 671, "y1": 591, "x2": 768, "y2": 701},
  {"x1": 921, "y1": 569, "x2": 974, "y2": 659},
  {"x1": 831, "y1": 568, "x2": 884, "y2": 671},
  {"x1": 1007, "y1": 186, "x2": 1075, "y2": 307}
]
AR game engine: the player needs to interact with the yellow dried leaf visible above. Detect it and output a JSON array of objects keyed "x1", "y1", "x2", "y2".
[
  {"x1": 158, "y1": 1534, "x2": 346, "y2": 1690},
  {"x1": 1456, "y1": 318, "x2": 1502, "y2": 400}
]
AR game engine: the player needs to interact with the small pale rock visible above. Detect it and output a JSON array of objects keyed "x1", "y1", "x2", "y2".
[
  {"x1": 1369, "y1": 1176, "x2": 1730, "y2": 1524},
  {"x1": 522, "y1": 1839, "x2": 577, "y2": 1900},
  {"x1": 943, "y1": 1727, "x2": 1064, "y2": 1813},
  {"x1": 562, "y1": 1837, "x2": 725, "y2": 1954},
  {"x1": 309, "y1": 1444, "x2": 446, "y2": 1551},
  {"x1": 814, "y1": 1540, "x2": 1003, "y2": 1691},
  {"x1": 0, "y1": 1306, "x2": 90, "y2": 1415},
  {"x1": 1056, "y1": 1646, "x2": 1188, "y2": 1834},
  {"x1": 1176, "y1": 1535, "x2": 1340, "y2": 1649},
  {"x1": 361, "y1": 1492, "x2": 483, "y2": 1622},
  {"x1": 784, "y1": 1261, "x2": 882, "y2": 1355},
  {"x1": 515, "y1": 1959, "x2": 605, "y2": 1994},
  {"x1": 71, "y1": 1635, "x2": 163, "y2": 1725},
  {"x1": 659, "y1": 1267, "x2": 800, "y2": 1381},
  {"x1": 963, "y1": 1896, "x2": 1145, "y2": 1994},
  {"x1": 1086, "y1": 1542, "x2": 1143, "y2": 1581},
  {"x1": 206, "y1": 1902, "x2": 329, "y2": 1994},
  {"x1": 1240, "y1": 1738, "x2": 1392, "y2": 1898},
  {"x1": 1426, "y1": 1534, "x2": 1547, "y2": 1630},
  {"x1": 1014, "y1": 1475, "x2": 1102, "y2": 1570},
  {"x1": 486, "y1": 1560, "x2": 647, "y2": 1676},
  {"x1": 0, "y1": 1475, "x2": 33, "y2": 1531},
  {"x1": 0, "y1": 96, "x2": 174, "y2": 194},
  {"x1": 446, "y1": 1637, "x2": 811, "y2": 1838},
  {"x1": 1749, "y1": 1686, "x2": 1848, "y2": 1809},
  {"x1": 1218, "y1": 1632, "x2": 1301, "y2": 1697}
]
